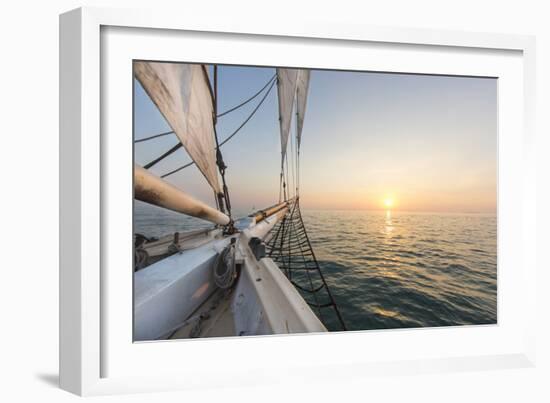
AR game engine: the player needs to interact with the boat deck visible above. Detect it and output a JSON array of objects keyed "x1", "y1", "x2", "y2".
[
  {"x1": 170, "y1": 288, "x2": 236, "y2": 339},
  {"x1": 135, "y1": 205, "x2": 327, "y2": 341}
]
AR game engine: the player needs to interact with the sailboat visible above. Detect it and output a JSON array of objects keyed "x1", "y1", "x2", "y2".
[{"x1": 133, "y1": 62, "x2": 346, "y2": 341}]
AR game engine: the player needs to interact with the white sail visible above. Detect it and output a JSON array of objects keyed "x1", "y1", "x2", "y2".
[
  {"x1": 134, "y1": 62, "x2": 221, "y2": 194},
  {"x1": 276, "y1": 68, "x2": 299, "y2": 163},
  {"x1": 295, "y1": 70, "x2": 311, "y2": 149}
]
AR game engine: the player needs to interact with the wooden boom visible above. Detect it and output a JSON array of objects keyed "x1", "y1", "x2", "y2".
[{"x1": 134, "y1": 164, "x2": 230, "y2": 226}]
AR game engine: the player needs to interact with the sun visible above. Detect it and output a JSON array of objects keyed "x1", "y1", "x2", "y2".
[{"x1": 383, "y1": 197, "x2": 394, "y2": 209}]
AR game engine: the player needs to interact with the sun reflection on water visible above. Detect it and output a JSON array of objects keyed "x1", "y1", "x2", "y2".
[{"x1": 384, "y1": 209, "x2": 394, "y2": 235}]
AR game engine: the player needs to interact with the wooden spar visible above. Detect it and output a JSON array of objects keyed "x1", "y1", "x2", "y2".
[
  {"x1": 134, "y1": 164, "x2": 230, "y2": 226},
  {"x1": 249, "y1": 199, "x2": 293, "y2": 223}
]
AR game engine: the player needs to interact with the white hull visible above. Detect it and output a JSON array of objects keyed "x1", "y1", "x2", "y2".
[{"x1": 134, "y1": 206, "x2": 326, "y2": 340}]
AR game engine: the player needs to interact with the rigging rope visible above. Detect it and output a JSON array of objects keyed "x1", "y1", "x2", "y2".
[
  {"x1": 159, "y1": 78, "x2": 277, "y2": 179},
  {"x1": 134, "y1": 74, "x2": 277, "y2": 144},
  {"x1": 269, "y1": 80, "x2": 345, "y2": 329},
  {"x1": 214, "y1": 122, "x2": 232, "y2": 217},
  {"x1": 216, "y1": 74, "x2": 276, "y2": 118},
  {"x1": 290, "y1": 121, "x2": 296, "y2": 200},
  {"x1": 296, "y1": 95, "x2": 302, "y2": 195},
  {"x1": 134, "y1": 129, "x2": 174, "y2": 143},
  {"x1": 278, "y1": 171, "x2": 283, "y2": 203},
  {"x1": 143, "y1": 142, "x2": 182, "y2": 169},
  {"x1": 266, "y1": 199, "x2": 347, "y2": 331},
  {"x1": 212, "y1": 65, "x2": 234, "y2": 224}
]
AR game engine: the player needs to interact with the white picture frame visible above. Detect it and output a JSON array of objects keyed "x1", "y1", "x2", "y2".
[{"x1": 59, "y1": 6, "x2": 537, "y2": 396}]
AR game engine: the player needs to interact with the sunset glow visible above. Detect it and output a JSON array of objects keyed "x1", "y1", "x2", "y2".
[
  {"x1": 383, "y1": 197, "x2": 395, "y2": 209},
  {"x1": 134, "y1": 67, "x2": 497, "y2": 213}
]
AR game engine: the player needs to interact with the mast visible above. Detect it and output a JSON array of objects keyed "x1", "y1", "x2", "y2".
[
  {"x1": 212, "y1": 65, "x2": 234, "y2": 227},
  {"x1": 276, "y1": 68, "x2": 298, "y2": 203},
  {"x1": 295, "y1": 90, "x2": 299, "y2": 199},
  {"x1": 134, "y1": 61, "x2": 233, "y2": 226},
  {"x1": 134, "y1": 61, "x2": 222, "y2": 195},
  {"x1": 294, "y1": 69, "x2": 309, "y2": 199}
]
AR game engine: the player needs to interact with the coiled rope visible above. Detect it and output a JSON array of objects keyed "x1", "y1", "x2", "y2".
[{"x1": 213, "y1": 238, "x2": 238, "y2": 289}]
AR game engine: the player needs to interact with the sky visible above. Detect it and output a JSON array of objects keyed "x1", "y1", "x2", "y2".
[{"x1": 134, "y1": 64, "x2": 497, "y2": 213}]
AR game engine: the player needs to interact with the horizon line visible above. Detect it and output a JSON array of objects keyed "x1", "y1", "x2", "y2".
[{"x1": 298, "y1": 207, "x2": 496, "y2": 215}]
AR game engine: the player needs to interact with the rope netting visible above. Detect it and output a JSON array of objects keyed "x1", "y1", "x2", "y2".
[{"x1": 266, "y1": 199, "x2": 347, "y2": 331}]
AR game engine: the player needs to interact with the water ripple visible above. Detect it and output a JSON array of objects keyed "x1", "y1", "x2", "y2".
[
  {"x1": 135, "y1": 202, "x2": 497, "y2": 332},
  {"x1": 301, "y1": 209, "x2": 497, "y2": 331}
]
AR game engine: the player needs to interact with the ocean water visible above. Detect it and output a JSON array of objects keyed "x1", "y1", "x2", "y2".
[
  {"x1": 134, "y1": 201, "x2": 497, "y2": 331},
  {"x1": 301, "y1": 210, "x2": 497, "y2": 331}
]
